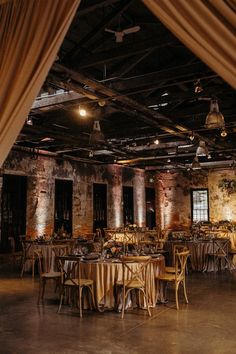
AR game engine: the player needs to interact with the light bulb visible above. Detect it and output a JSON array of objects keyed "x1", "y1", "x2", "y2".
[
  {"x1": 79, "y1": 107, "x2": 87, "y2": 117},
  {"x1": 220, "y1": 128, "x2": 227, "y2": 137},
  {"x1": 154, "y1": 138, "x2": 159, "y2": 145}
]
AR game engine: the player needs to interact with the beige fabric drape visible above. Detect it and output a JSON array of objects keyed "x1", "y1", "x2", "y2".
[
  {"x1": 143, "y1": 0, "x2": 236, "y2": 88},
  {"x1": 0, "y1": 0, "x2": 80, "y2": 167}
]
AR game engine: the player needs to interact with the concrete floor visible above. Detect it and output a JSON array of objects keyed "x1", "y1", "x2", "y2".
[{"x1": 0, "y1": 263, "x2": 236, "y2": 354}]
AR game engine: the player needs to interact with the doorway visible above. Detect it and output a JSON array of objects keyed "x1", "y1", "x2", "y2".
[
  {"x1": 93, "y1": 183, "x2": 107, "y2": 232},
  {"x1": 0, "y1": 174, "x2": 27, "y2": 252},
  {"x1": 123, "y1": 186, "x2": 134, "y2": 226},
  {"x1": 54, "y1": 179, "x2": 73, "y2": 236},
  {"x1": 146, "y1": 188, "x2": 156, "y2": 229}
]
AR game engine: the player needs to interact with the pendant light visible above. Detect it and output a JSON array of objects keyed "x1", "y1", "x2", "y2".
[{"x1": 205, "y1": 99, "x2": 225, "y2": 129}]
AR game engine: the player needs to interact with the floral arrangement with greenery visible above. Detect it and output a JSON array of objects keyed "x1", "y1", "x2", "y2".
[{"x1": 218, "y1": 179, "x2": 236, "y2": 194}]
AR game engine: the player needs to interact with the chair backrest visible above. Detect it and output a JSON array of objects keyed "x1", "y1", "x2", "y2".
[
  {"x1": 174, "y1": 250, "x2": 190, "y2": 280},
  {"x1": 57, "y1": 257, "x2": 81, "y2": 286},
  {"x1": 34, "y1": 249, "x2": 43, "y2": 277},
  {"x1": 21, "y1": 240, "x2": 35, "y2": 258},
  {"x1": 121, "y1": 256, "x2": 151, "y2": 288},
  {"x1": 172, "y1": 244, "x2": 188, "y2": 265},
  {"x1": 8, "y1": 237, "x2": 16, "y2": 253},
  {"x1": 213, "y1": 238, "x2": 229, "y2": 256}
]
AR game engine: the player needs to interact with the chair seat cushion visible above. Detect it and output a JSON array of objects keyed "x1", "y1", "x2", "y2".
[
  {"x1": 64, "y1": 278, "x2": 93, "y2": 286},
  {"x1": 116, "y1": 279, "x2": 144, "y2": 288},
  {"x1": 42, "y1": 271, "x2": 61, "y2": 278},
  {"x1": 156, "y1": 273, "x2": 184, "y2": 282},
  {"x1": 165, "y1": 266, "x2": 179, "y2": 273}
]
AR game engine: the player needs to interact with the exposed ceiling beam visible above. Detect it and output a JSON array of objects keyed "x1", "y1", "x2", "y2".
[
  {"x1": 76, "y1": 0, "x2": 120, "y2": 17},
  {"x1": 77, "y1": 37, "x2": 173, "y2": 68},
  {"x1": 51, "y1": 63, "x2": 236, "y2": 162},
  {"x1": 112, "y1": 62, "x2": 212, "y2": 91},
  {"x1": 63, "y1": 0, "x2": 134, "y2": 62}
]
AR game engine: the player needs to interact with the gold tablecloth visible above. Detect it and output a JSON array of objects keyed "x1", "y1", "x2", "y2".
[
  {"x1": 79, "y1": 256, "x2": 165, "y2": 310},
  {"x1": 165, "y1": 240, "x2": 231, "y2": 272}
]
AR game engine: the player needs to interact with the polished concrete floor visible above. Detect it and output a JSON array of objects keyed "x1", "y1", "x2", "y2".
[{"x1": 0, "y1": 262, "x2": 235, "y2": 354}]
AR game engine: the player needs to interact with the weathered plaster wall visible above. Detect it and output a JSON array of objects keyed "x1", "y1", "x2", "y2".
[
  {"x1": 208, "y1": 169, "x2": 236, "y2": 222},
  {"x1": 2, "y1": 150, "x2": 146, "y2": 237},
  {"x1": 156, "y1": 169, "x2": 236, "y2": 230}
]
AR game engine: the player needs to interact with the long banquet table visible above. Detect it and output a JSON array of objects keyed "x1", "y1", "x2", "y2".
[{"x1": 62, "y1": 255, "x2": 165, "y2": 311}]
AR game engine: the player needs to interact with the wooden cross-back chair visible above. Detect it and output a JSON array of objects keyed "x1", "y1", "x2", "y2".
[
  {"x1": 8, "y1": 236, "x2": 22, "y2": 268},
  {"x1": 34, "y1": 249, "x2": 61, "y2": 305},
  {"x1": 21, "y1": 240, "x2": 36, "y2": 278},
  {"x1": 57, "y1": 257, "x2": 95, "y2": 318},
  {"x1": 207, "y1": 238, "x2": 233, "y2": 271},
  {"x1": 116, "y1": 255, "x2": 152, "y2": 319},
  {"x1": 156, "y1": 250, "x2": 190, "y2": 310},
  {"x1": 165, "y1": 244, "x2": 189, "y2": 274}
]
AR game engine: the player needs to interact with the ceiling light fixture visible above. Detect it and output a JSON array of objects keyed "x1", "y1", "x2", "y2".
[
  {"x1": 194, "y1": 79, "x2": 203, "y2": 93},
  {"x1": 26, "y1": 115, "x2": 33, "y2": 126},
  {"x1": 196, "y1": 140, "x2": 208, "y2": 157},
  {"x1": 89, "y1": 120, "x2": 106, "y2": 146},
  {"x1": 154, "y1": 138, "x2": 159, "y2": 145},
  {"x1": 189, "y1": 132, "x2": 195, "y2": 141},
  {"x1": 205, "y1": 99, "x2": 225, "y2": 129},
  {"x1": 78, "y1": 106, "x2": 87, "y2": 117},
  {"x1": 220, "y1": 128, "x2": 227, "y2": 137},
  {"x1": 191, "y1": 156, "x2": 201, "y2": 170}
]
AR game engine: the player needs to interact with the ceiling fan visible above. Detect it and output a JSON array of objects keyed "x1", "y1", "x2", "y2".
[{"x1": 105, "y1": 25, "x2": 141, "y2": 43}]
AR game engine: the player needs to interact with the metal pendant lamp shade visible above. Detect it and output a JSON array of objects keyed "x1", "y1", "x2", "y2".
[
  {"x1": 196, "y1": 141, "x2": 208, "y2": 157},
  {"x1": 191, "y1": 156, "x2": 201, "y2": 170},
  {"x1": 205, "y1": 100, "x2": 225, "y2": 129},
  {"x1": 89, "y1": 120, "x2": 106, "y2": 146}
]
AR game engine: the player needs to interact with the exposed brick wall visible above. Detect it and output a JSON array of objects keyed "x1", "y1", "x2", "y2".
[{"x1": 2, "y1": 150, "x2": 146, "y2": 238}]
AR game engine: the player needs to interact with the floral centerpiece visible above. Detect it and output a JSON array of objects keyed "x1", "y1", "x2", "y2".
[{"x1": 103, "y1": 240, "x2": 123, "y2": 258}]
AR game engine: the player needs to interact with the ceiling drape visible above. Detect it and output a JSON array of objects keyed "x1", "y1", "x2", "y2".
[
  {"x1": 0, "y1": 0, "x2": 80, "y2": 167},
  {"x1": 143, "y1": 0, "x2": 236, "y2": 89}
]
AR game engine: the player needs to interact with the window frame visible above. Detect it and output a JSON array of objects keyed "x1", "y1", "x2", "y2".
[{"x1": 191, "y1": 188, "x2": 209, "y2": 223}]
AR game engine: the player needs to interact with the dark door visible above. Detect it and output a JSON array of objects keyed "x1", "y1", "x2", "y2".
[
  {"x1": 146, "y1": 188, "x2": 156, "y2": 229},
  {"x1": 1, "y1": 174, "x2": 27, "y2": 252},
  {"x1": 93, "y1": 183, "x2": 107, "y2": 231},
  {"x1": 123, "y1": 186, "x2": 134, "y2": 226},
  {"x1": 54, "y1": 179, "x2": 72, "y2": 235}
]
